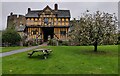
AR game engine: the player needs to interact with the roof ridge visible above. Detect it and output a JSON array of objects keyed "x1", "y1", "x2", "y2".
[
  {"x1": 30, "y1": 9, "x2": 69, "y2": 11},
  {"x1": 31, "y1": 10, "x2": 42, "y2": 12}
]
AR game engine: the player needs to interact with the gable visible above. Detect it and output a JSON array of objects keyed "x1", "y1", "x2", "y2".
[
  {"x1": 42, "y1": 5, "x2": 53, "y2": 15},
  {"x1": 45, "y1": 8, "x2": 51, "y2": 12}
]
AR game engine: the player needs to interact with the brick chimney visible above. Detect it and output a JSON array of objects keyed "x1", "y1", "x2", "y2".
[
  {"x1": 10, "y1": 12, "x2": 13, "y2": 15},
  {"x1": 28, "y1": 8, "x2": 31, "y2": 12},
  {"x1": 54, "y1": 4, "x2": 58, "y2": 11}
]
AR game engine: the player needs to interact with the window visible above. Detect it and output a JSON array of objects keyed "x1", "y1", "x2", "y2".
[
  {"x1": 58, "y1": 18, "x2": 61, "y2": 21},
  {"x1": 60, "y1": 31, "x2": 66, "y2": 35},
  {"x1": 46, "y1": 15, "x2": 49, "y2": 17},
  {"x1": 54, "y1": 18, "x2": 57, "y2": 21},
  {"x1": 62, "y1": 18, "x2": 64, "y2": 21},
  {"x1": 66, "y1": 18, "x2": 68, "y2": 21},
  {"x1": 33, "y1": 30, "x2": 36, "y2": 35},
  {"x1": 44, "y1": 18, "x2": 49, "y2": 25},
  {"x1": 31, "y1": 18, "x2": 34, "y2": 21},
  {"x1": 32, "y1": 30, "x2": 38, "y2": 35},
  {"x1": 35, "y1": 18, "x2": 38, "y2": 21},
  {"x1": 39, "y1": 18, "x2": 41, "y2": 21},
  {"x1": 27, "y1": 18, "x2": 30, "y2": 20}
]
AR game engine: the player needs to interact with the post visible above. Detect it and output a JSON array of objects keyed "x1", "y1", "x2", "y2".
[{"x1": 56, "y1": 40, "x2": 58, "y2": 46}]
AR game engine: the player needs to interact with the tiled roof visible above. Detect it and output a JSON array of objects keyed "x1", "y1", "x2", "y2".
[
  {"x1": 25, "y1": 10, "x2": 70, "y2": 18},
  {"x1": 25, "y1": 10, "x2": 42, "y2": 17},
  {"x1": 56, "y1": 10, "x2": 70, "y2": 17}
]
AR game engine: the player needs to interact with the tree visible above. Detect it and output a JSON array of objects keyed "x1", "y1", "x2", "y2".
[
  {"x1": 2, "y1": 28, "x2": 21, "y2": 46},
  {"x1": 69, "y1": 10, "x2": 118, "y2": 52}
]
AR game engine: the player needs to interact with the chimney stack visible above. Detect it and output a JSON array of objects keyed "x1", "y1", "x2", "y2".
[
  {"x1": 28, "y1": 8, "x2": 31, "y2": 12},
  {"x1": 10, "y1": 12, "x2": 13, "y2": 15},
  {"x1": 54, "y1": 4, "x2": 58, "y2": 11}
]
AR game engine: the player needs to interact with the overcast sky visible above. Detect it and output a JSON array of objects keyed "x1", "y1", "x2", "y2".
[{"x1": 0, "y1": 2, "x2": 118, "y2": 30}]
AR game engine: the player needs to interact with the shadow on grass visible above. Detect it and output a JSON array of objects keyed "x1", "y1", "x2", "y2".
[
  {"x1": 27, "y1": 54, "x2": 52, "y2": 60},
  {"x1": 75, "y1": 50, "x2": 118, "y2": 57},
  {"x1": 81, "y1": 50, "x2": 107, "y2": 54}
]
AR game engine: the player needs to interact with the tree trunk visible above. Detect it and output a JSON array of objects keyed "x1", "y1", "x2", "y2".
[
  {"x1": 94, "y1": 39, "x2": 98, "y2": 52},
  {"x1": 94, "y1": 45, "x2": 97, "y2": 52}
]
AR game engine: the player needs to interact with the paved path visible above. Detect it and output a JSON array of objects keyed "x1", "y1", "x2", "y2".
[
  {"x1": 41, "y1": 42, "x2": 48, "y2": 46},
  {"x1": 0, "y1": 45, "x2": 41, "y2": 57},
  {"x1": 0, "y1": 42, "x2": 48, "y2": 57}
]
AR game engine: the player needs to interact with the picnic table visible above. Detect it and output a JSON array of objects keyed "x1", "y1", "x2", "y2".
[{"x1": 28, "y1": 49, "x2": 52, "y2": 59}]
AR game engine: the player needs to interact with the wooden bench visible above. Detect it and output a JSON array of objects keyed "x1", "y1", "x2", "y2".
[{"x1": 28, "y1": 49, "x2": 52, "y2": 59}]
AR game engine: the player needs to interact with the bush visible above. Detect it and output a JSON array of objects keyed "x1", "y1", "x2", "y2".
[
  {"x1": 58, "y1": 40, "x2": 62, "y2": 46},
  {"x1": 48, "y1": 38, "x2": 58, "y2": 46},
  {"x1": 23, "y1": 41, "x2": 29, "y2": 46},
  {"x1": 48, "y1": 39, "x2": 70, "y2": 46},
  {"x1": 38, "y1": 39, "x2": 43, "y2": 45},
  {"x1": 62, "y1": 41, "x2": 69, "y2": 46},
  {"x1": 32, "y1": 42, "x2": 38, "y2": 46},
  {"x1": 2, "y1": 29, "x2": 21, "y2": 46},
  {"x1": 58, "y1": 40, "x2": 69, "y2": 46},
  {"x1": 24, "y1": 39, "x2": 39, "y2": 46}
]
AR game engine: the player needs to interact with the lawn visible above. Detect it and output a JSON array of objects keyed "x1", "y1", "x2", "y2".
[
  {"x1": 0, "y1": 46, "x2": 29, "y2": 53},
  {"x1": 2, "y1": 45, "x2": 118, "y2": 74}
]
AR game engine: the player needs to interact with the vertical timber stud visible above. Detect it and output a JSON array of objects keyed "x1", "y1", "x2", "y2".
[
  {"x1": 28, "y1": 28, "x2": 29, "y2": 38},
  {"x1": 59, "y1": 28, "x2": 60, "y2": 39},
  {"x1": 66, "y1": 28, "x2": 67, "y2": 40}
]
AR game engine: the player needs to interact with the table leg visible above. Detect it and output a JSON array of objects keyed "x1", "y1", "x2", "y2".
[
  {"x1": 43, "y1": 54, "x2": 47, "y2": 59},
  {"x1": 30, "y1": 51, "x2": 35, "y2": 57}
]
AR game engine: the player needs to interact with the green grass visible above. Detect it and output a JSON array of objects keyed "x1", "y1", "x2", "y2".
[
  {"x1": 2, "y1": 45, "x2": 118, "y2": 74},
  {"x1": 0, "y1": 46, "x2": 29, "y2": 53},
  {"x1": 0, "y1": 57, "x2": 2, "y2": 76}
]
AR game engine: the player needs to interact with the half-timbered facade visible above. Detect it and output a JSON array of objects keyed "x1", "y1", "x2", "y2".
[{"x1": 24, "y1": 4, "x2": 70, "y2": 42}]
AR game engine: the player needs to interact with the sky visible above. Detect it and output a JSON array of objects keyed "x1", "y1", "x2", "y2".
[{"x1": 0, "y1": 1, "x2": 119, "y2": 30}]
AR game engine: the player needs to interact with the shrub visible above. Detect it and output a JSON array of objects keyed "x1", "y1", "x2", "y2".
[
  {"x1": 62, "y1": 41, "x2": 69, "y2": 46},
  {"x1": 48, "y1": 38, "x2": 58, "y2": 46},
  {"x1": 32, "y1": 42, "x2": 38, "y2": 46},
  {"x1": 2, "y1": 29, "x2": 21, "y2": 46},
  {"x1": 38, "y1": 39, "x2": 43, "y2": 45}
]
